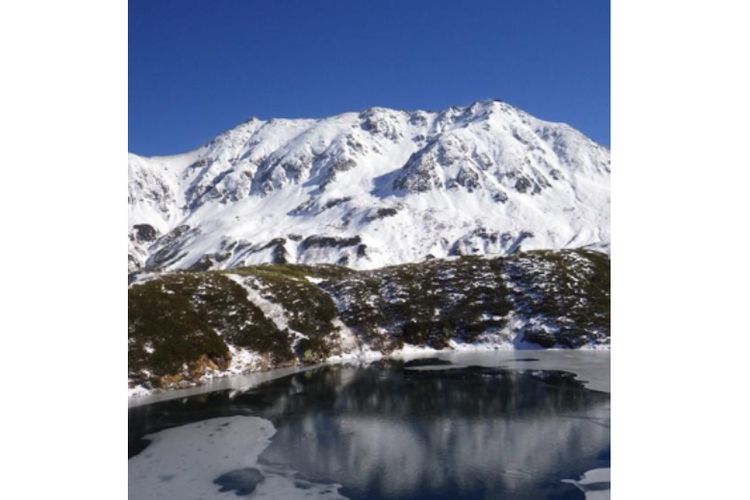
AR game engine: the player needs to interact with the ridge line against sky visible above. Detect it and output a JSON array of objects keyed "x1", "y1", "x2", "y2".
[{"x1": 129, "y1": 0, "x2": 610, "y2": 156}]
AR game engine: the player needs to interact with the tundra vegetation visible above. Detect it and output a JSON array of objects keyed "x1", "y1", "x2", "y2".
[{"x1": 128, "y1": 249, "x2": 609, "y2": 390}]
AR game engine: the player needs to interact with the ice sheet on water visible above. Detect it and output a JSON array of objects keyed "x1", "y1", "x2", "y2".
[
  {"x1": 562, "y1": 468, "x2": 611, "y2": 500},
  {"x1": 128, "y1": 416, "x2": 347, "y2": 500}
]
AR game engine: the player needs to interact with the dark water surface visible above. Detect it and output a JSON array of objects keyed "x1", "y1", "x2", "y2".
[{"x1": 129, "y1": 362, "x2": 610, "y2": 499}]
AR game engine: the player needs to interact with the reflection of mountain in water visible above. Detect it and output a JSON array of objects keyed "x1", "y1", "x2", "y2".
[
  {"x1": 129, "y1": 365, "x2": 610, "y2": 499},
  {"x1": 259, "y1": 366, "x2": 610, "y2": 499}
]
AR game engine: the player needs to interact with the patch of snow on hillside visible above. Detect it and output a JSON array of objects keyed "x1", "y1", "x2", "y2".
[{"x1": 226, "y1": 274, "x2": 306, "y2": 340}]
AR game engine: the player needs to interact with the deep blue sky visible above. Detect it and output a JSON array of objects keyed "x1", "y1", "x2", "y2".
[{"x1": 129, "y1": 0, "x2": 609, "y2": 156}]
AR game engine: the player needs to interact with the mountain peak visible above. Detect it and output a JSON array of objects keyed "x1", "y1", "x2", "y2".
[{"x1": 129, "y1": 101, "x2": 609, "y2": 274}]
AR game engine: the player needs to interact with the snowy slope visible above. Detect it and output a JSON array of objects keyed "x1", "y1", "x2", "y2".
[{"x1": 128, "y1": 100, "x2": 609, "y2": 273}]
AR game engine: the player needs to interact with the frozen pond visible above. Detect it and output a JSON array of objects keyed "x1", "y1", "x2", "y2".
[{"x1": 129, "y1": 351, "x2": 610, "y2": 499}]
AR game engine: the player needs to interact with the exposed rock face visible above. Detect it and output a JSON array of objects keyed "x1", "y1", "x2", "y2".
[
  {"x1": 128, "y1": 100, "x2": 609, "y2": 272},
  {"x1": 128, "y1": 250, "x2": 609, "y2": 389},
  {"x1": 132, "y1": 224, "x2": 158, "y2": 243},
  {"x1": 448, "y1": 228, "x2": 534, "y2": 256}
]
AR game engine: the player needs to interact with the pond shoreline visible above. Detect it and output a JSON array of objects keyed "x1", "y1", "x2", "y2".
[{"x1": 129, "y1": 348, "x2": 609, "y2": 408}]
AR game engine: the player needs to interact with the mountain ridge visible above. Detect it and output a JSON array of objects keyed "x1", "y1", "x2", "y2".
[{"x1": 129, "y1": 99, "x2": 610, "y2": 274}]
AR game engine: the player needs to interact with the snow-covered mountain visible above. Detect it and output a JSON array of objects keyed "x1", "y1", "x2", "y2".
[{"x1": 129, "y1": 100, "x2": 609, "y2": 273}]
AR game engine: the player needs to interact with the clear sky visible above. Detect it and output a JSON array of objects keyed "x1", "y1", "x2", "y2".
[{"x1": 129, "y1": 0, "x2": 609, "y2": 156}]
